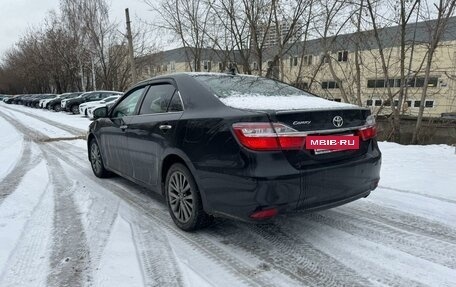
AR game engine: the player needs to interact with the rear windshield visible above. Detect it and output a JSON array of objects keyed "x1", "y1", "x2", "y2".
[{"x1": 192, "y1": 75, "x2": 314, "y2": 98}]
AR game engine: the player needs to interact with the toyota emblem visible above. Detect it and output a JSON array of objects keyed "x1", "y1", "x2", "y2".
[{"x1": 332, "y1": 116, "x2": 343, "y2": 127}]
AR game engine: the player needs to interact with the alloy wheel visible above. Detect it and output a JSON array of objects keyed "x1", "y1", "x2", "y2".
[
  {"x1": 90, "y1": 142, "x2": 102, "y2": 174},
  {"x1": 168, "y1": 171, "x2": 194, "y2": 223}
]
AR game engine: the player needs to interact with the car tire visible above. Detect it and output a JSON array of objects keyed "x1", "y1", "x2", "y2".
[
  {"x1": 89, "y1": 139, "x2": 112, "y2": 178},
  {"x1": 53, "y1": 104, "x2": 61, "y2": 112},
  {"x1": 71, "y1": 105, "x2": 79, "y2": 114},
  {"x1": 165, "y1": 163, "x2": 212, "y2": 231}
]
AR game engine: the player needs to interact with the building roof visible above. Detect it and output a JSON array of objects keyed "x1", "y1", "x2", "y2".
[{"x1": 138, "y1": 16, "x2": 456, "y2": 64}]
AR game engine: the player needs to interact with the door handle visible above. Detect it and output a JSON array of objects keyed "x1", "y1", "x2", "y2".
[
  {"x1": 159, "y1": 124, "x2": 172, "y2": 131},
  {"x1": 120, "y1": 125, "x2": 128, "y2": 131}
]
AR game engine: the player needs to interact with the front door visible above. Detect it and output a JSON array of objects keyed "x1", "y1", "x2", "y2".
[
  {"x1": 126, "y1": 82, "x2": 184, "y2": 188},
  {"x1": 100, "y1": 86, "x2": 147, "y2": 175}
]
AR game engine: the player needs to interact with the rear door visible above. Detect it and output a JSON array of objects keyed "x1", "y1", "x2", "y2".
[{"x1": 126, "y1": 82, "x2": 184, "y2": 188}]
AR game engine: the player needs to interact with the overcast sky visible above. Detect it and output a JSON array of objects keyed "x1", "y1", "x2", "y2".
[{"x1": 0, "y1": 0, "x2": 154, "y2": 57}]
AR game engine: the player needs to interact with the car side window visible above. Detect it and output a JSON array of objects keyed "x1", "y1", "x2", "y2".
[
  {"x1": 112, "y1": 87, "x2": 146, "y2": 118},
  {"x1": 139, "y1": 84, "x2": 176, "y2": 115},
  {"x1": 168, "y1": 92, "x2": 183, "y2": 112},
  {"x1": 88, "y1": 93, "x2": 100, "y2": 100}
]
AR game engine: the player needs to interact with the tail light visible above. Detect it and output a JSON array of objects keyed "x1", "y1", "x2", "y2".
[
  {"x1": 357, "y1": 115, "x2": 377, "y2": 141},
  {"x1": 357, "y1": 126, "x2": 377, "y2": 141},
  {"x1": 232, "y1": 122, "x2": 306, "y2": 151}
]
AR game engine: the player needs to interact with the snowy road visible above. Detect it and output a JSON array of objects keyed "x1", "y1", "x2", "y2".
[{"x1": 0, "y1": 102, "x2": 455, "y2": 287}]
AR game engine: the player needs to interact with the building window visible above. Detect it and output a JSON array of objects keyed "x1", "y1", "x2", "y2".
[
  {"x1": 428, "y1": 78, "x2": 438, "y2": 87},
  {"x1": 405, "y1": 100, "x2": 412, "y2": 108},
  {"x1": 267, "y1": 61, "x2": 273, "y2": 67},
  {"x1": 252, "y1": 61, "x2": 258, "y2": 70},
  {"x1": 303, "y1": 55, "x2": 312, "y2": 66},
  {"x1": 414, "y1": 100, "x2": 421, "y2": 107},
  {"x1": 415, "y1": 77, "x2": 425, "y2": 87},
  {"x1": 290, "y1": 57, "x2": 298, "y2": 67},
  {"x1": 218, "y1": 62, "x2": 223, "y2": 71},
  {"x1": 425, "y1": 100, "x2": 434, "y2": 108},
  {"x1": 366, "y1": 99, "x2": 373, "y2": 106},
  {"x1": 367, "y1": 78, "x2": 403, "y2": 88},
  {"x1": 333, "y1": 98, "x2": 342, "y2": 102},
  {"x1": 337, "y1": 50, "x2": 348, "y2": 62},
  {"x1": 321, "y1": 81, "x2": 339, "y2": 89},
  {"x1": 407, "y1": 77, "x2": 439, "y2": 88},
  {"x1": 374, "y1": 100, "x2": 382, "y2": 106},
  {"x1": 393, "y1": 100, "x2": 399, "y2": 107},
  {"x1": 203, "y1": 60, "x2": 211, "y2": 71},
  {"x1": 383, "y1": 100, "x2": 391, "y2": 106}
]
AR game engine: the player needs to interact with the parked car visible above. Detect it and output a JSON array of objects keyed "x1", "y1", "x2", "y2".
[
  {"x1": 48, "y1": 92, "x2": 82, "y2": 112},
  {"x1": 39, "y1": 94, "x2": 62, "y2": 109},
  {"x1": 30, "y1": 94, "x2": 56, "y2": 108},
  {"x1": 64, "y1": 91, "x2": 122, "y2": 114},
  {"x1": 79, "y1": 95, "x2": 121, "y2": 116},
  {"x1": 87, "y1": 73, "x2": 381, "y2": 231},
  {"x1": 3, "y1": 95, "x2": 21, "y2": 104},
  {"x1": 22, "y1": 94, "x2": 42, "y2": 107},
  {"x1": 88, "y1": 102, "x2": 116, "y2": 120}
]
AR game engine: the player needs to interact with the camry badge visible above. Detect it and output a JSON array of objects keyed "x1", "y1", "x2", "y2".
[
  {"x1": 293, "y1": 120, "x2": 311, "y2": 125},
  {"x1": 332, "y1": 116, "x2": 343, "y2": 127}
]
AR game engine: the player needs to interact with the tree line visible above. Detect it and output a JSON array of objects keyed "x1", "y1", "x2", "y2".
[{"x1": 0, "y1": 0, "x2": 152, "y2": 95}]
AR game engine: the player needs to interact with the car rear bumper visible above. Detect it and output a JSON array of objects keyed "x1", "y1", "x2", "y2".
[{"x1": 197, "y1": 146, "x2": 381, "y2": 221}]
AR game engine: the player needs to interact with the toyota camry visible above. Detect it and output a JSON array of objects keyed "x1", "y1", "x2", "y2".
[{"x1": 87, "y1": 72, "x2": 381, "y2": 231}]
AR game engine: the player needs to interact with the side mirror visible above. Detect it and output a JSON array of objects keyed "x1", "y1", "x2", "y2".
[{"x1": 93, "y1": 106, "x2": 109, "y2": 119}]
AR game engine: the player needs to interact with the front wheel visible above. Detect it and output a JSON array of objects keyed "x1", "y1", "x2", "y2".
[
  {"x1": 71, "y1": 105, "x2": 79, "y2": 114},
  {"x1": 165, "y1": 163, "x2": 212, "y2": 231},
  {"x1": 53, "y1": 104, "x2": 61, "y2": 112},
  {"x1": 89, "y1": 139, "x2": 112, "y2": 178}
]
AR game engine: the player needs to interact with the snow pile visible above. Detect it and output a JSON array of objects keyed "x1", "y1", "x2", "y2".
[{"x1": 219, "y1": 94, "x2": 357, "y2": 111}]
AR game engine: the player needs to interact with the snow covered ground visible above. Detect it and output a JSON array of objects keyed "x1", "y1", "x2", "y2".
[{"x1": 0, "y1": 102, "x2": 455, "y2": 287}]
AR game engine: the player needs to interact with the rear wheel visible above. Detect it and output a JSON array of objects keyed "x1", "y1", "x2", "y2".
[
  {"x1": 165, "y1": 163, "x2": 212, "y2": 231},
  {"x1": 53, "y1": 104, "x2": 61, "y2": 112},
  {"x1": 89, "y1": 139, "x2": 112, "y2": 178}
]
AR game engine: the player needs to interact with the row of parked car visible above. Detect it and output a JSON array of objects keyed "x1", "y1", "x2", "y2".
[{"x1": 2, "y1": 91, "x2": 123, "y2": 119}]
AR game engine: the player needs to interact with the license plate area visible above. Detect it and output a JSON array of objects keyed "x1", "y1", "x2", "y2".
[{"x1": 307, "y1": 133, "x2": 358, "y2": 155}]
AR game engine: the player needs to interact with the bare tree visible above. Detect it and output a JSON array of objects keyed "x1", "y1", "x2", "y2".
[{"x1": 412, "y1": 0, "x2": 456, "y2": 143}]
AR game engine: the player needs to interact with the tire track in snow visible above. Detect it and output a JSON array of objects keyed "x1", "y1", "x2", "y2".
[
  {"x1": 70, "y1": 179, "x2": 120, "y2": 278},
  {"x1": 351, "y1": 201, "x2": 456, "y2": 245},
  {"x1": 378, "y1": 185, "x2": 456, "y2": 205},
  {"x1": 0, "y1": 105, "x2": 86, "y2": 136},
  {"x1": 46, "y1": 143, "x2": 275, "y2": 287},
  {"x1": 128, "y1": 215, "x2": 184, "y2": 287},
  {"x1": 0, "y1": 139, "x2": 41, "y2": 204},
  {"x1": 283, "y1": 217, "x2": 429, "y2": 287},
  {"x1": 0, "y1": 171, "x2": 54, "y2": 287},
  {"x1": 0, "y1": 113, "x2": 93, "y2": 287},
  {"x1": 307, "y1": 210, "x2": 456, "y2": 269},
  {"x1": 40, "y1": 147, "x2": 92, "y2": 287},
  {"x1": 0, "y1": 111, "x2": 43, "y2": 204},
  {"x1": 209, "y1": 222, "x2": 370, "y2": 287}
]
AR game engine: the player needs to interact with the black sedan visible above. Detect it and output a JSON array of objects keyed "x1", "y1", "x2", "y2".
[
  {"x1": 87, "y1": 73, "x2": 381, "y2": 231},
  {"x1": 47, "y1": 92, "x2": 83, "y2": 111}
]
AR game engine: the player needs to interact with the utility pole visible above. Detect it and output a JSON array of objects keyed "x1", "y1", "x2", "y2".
[{"x1": 125, "y1": 8, "x2": 137, "y2": 84}]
